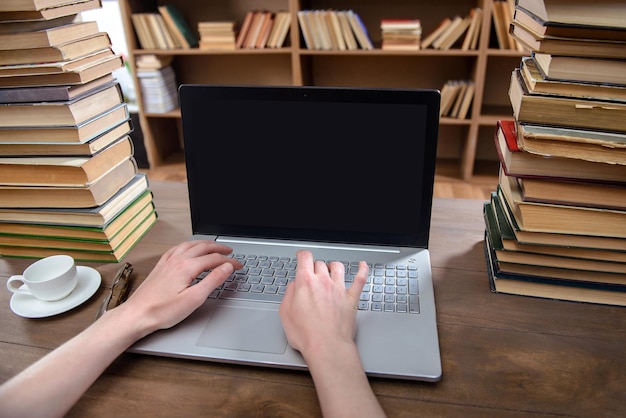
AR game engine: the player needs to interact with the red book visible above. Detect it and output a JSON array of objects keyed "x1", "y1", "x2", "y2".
[{"x1": 497, "y1": 119, "x2": 518, "y2": 151}]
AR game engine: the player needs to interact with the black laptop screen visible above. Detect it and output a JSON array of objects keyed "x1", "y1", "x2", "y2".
[{"x1": 180, "y1": 85, "x2": 439, "y2": 247}]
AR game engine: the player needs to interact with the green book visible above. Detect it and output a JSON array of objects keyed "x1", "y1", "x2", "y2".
[{"x1": 158, "y1": 4, "x2": 199, "y2": 48}]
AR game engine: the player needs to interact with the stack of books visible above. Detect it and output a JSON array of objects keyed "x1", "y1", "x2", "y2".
[
  {"x1": 135, "y1": 55, "x2": 178, "y2": 113},
  {"x1": 380, "y1": 19, "x2": 421, "y2": 51},
  {"x1": 484, "y1": 0, "x2": 626, "y2": 306},
  {"x1": 297, "y1": 9, "x2": 373, "y2": 51},
  {"x1": 198, "y1": 21, "x2": 236, "y2": 50},
  {"x1": 0, "y1": 0, "x2": 157, "y2": 263},
  {"x1": 420, "y1": 7, "x2": 483, "y2": 50}
]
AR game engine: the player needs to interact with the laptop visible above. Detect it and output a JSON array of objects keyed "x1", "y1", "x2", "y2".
[{"x1": 131, "y1": 84, "x2": 442, "y2": 382}]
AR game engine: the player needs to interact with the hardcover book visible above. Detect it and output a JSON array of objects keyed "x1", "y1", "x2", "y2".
[
  {"x1": 509, "y1": 69, "x2": 626, "y2": 133},
  {"x1": 513, "y1": 5, "x2": 626, "y2": 41},
  {"x1": 498, "y1": 168, "x2": 626, "y2": 238},
  {"x1": 483, "y1": 229, "x2": 626, "y2": 306},
  {"x1": 519, "y1": 56, "x2": 626, "y2": 102},
  {"x1": 0, "y1": 135, "x2": 134, "y2": 188},
  {"x1": 494, "y1": 119, "x2": 626, "y2": 183},
  {"x1": 0, "y1": 174, "x2": 150, "y2": 227},
  {"x1": 0, "y1": 102, "x2": 128, "y2": 143},
  {"x1": 0, "y1": 80, "x2": 123, "y2": 127},
  {"x1": 492, "y1": 190, "x2": 626, "y2": 251}
]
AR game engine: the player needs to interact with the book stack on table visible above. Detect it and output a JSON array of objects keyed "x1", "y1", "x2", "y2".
[
  {"x1": 0, "y1": 0, "x2": 157, "y2": 263},
  {"x1": 483, "y1": 0, "x2": 626, "y2": 306}
]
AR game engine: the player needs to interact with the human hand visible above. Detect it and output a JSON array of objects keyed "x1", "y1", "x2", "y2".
[
  {"x1": 279, "y1": 250, "x2": 368, "y2": 360},
  {"x1": 119, "y1": 240, "x2": 243, "y2": 336}
]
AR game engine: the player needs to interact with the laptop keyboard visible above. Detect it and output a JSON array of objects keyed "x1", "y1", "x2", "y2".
[{"x1": 196, "y1": 253, "x2": 420, "y2": 314}]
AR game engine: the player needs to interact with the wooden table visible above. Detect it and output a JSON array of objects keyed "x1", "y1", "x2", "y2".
[{"x1": 1, "y1": 181, "x2": 623, "y2": 417}]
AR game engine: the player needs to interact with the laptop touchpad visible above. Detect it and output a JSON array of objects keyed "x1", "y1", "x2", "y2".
[{"x1": 197, "y1": 304, "x2": 288, "y2": 354}]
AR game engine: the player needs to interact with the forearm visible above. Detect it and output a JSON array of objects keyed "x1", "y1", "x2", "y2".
[
  {"x1": 304, "y1": 341, "x2": 386, "y2": 418},
  {"x1": 0, "y1": 305, "x2": 146, "y2": 418}
]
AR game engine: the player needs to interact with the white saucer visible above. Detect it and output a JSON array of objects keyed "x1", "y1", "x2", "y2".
[{"x1": 10, "y1": 266, "x2": 101, "y2": 318}]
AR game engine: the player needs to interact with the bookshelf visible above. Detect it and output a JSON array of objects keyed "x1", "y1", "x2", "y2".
[{"x1": 118, "y1": 0, "x2": 527, "y2": 180}]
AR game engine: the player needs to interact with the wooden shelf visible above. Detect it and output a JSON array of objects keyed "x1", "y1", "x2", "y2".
[{"x1": 119, "y1": 0, "x2": 527, "y2": 179}]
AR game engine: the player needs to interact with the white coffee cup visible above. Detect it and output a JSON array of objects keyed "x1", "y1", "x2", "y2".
[{"x1": 6, "y1": 255, "x2": 78, "y2": 302}]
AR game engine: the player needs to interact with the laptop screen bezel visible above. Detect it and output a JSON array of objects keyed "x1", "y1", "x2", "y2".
[{"x1": 180, "y1": 84, "x2": 440, "y2": 248}]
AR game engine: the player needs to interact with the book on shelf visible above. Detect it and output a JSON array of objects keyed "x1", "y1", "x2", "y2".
[
  {"x1": 336, "y1": 10, "x2": 358, "y2": 51},
  {"x1": 509, "y1": 21, "x2": 626, "y2": 59},
  {"x1": 461, "y1": 7, "x2": 482, "y2": 50},
  {"x1": 515, "y1": 0, "x2": 626, "y2": 29},
  {"x1": 198, "y1": 21, "x2": 236, "y2": 50},
  {"x1": 242, "y1": 11, "x2": 271, "y2": 49},
  {"x1": 492, "y1": 0, "x2": 523, "y2": 50},
  {"x1": 235, "y1": 10, "x2": 254, "y2": 49},
  {"x1": 135, "y1": 54, "x2": 172, "y2": 70},
  {"x1": 495, "y1": 119, "x2": 626, "y2": 184},
  {"x1": 312, "y1": 10, "x2": 334, "y2": 50},
  {"x1": 0, "y1": 200, "x2": 155, "y2": 251},
  {"x1": 0, "y1": 51, "x2": 122, "y2": 87},
  {"x1": 519, "y1": 56, "x2": 626, "y2": 102},
  {"x1": 380, "y1": 18, "x2": 421, "y2": 51},
  {"x1": 0, "y1": 114, "x2": 131, "y2": 156},
  {"x1": 509, "y1": 69, "x2": 626, "y2": 133},
  {"x1": 532, "y1": 52, "x2": 626, "y2": 86},
  {"x1": 324, "y1": 10, "x2": 346, "y2": 51},
  {"x1": 345, "y1": 10, "x2": 373, "y2": 50},
  {"x1": 0, "y1": 80, "x2": 123, "y2": 127},
  {"x1": 0, "y1": 207, "x2": 157, "y2": 263},
  {"x1": 300, "y1": 10, "x2": 322, "y2": 50},
  {"x1": 0, "y1": 135, "x2": 134, "y2": 187},
  {"x1": 513, "y1": 5, "x2": 626, "y2": 42},
  {"x1": 420, "y1": 17, "x2": 452, "y2": 49},
  {"x1": 437, "y1": 14, "x2": 471, "y2": 50},
  {"x1": 440, "y1": 80, "x2": 474, "y2": 119},
  {"x1": 130, "y1": 13, "x2": 156, "y2": 49},
  {"x1": 0, "y1": 32, "x2": 112, "y2": 66},
  {"x1": 456, "y1": 81, "x2": 475, "y2": 119},
  {"x1": 256, "y1": 13, "x2": 274, "y2": 49},
  {"x1": 137, "y1": 65, "x2": 178, "y2": 113},
  {"x1": 0, "y1": 175, "x2": 150, "y2": 227},
  {"x1": 490, "y1": 189, "x2": 626, "y2": 251},
  {"x1": 0, "y1": 73, "x2": 113, "y2": 103},
  {"x1": 0, "y1": 0, "x2": 101, "y2": 22},
  {"x1": 498, "y1": 167, "x2": 626, "y2": 238},
  {"x1": 0, "y1": 20, "x2": 98, "y2": 49},
  {"x1": 149, "y1": 13, "x2": 178, "y2": 49},
  {"x1": 132, "y1": 12, "x2": 180, "y2": 50},
  {"x1": 449, "y1": 81, "x2": 468, "y2": 118},
  {"x1": 0, "y1": 101, "x2": 128, "y2": 143},
  {"x1": 0, "y1": 155, "x2": 137, "y2": 208},
  {"x1": 157, "y1": 3, "x2": 198, "y2": 49},
  {"x1": 431, "y1": 15, "x2": 463, "y2": 49},
  {"x1": 483, "y1": 228, "x2": 626, "y2": 306},
  {"x1": 266, "y1": 11, "x2": 290, "y2": 48}
]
